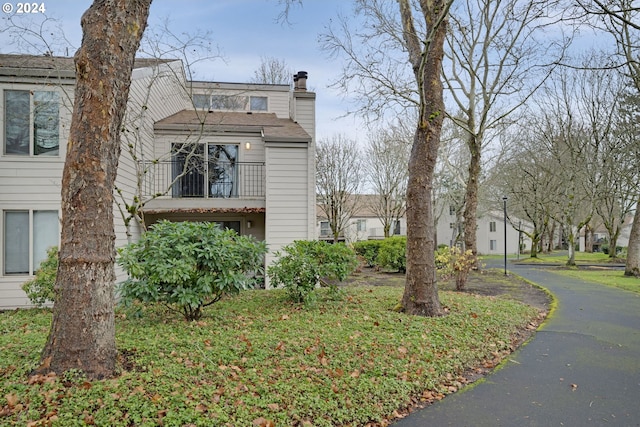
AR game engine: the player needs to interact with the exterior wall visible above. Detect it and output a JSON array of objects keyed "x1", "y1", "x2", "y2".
[
  {"x1": 265, "y1": 143, "x2": 312, "y2": 286},
  {"x1": 292, "y1": 91, "x2": 316, "y2": 240},
  {"x1": 144, "y1": 212, "x2": 265, "y2": 243},
  {"x1": 115, "y1": 61, "x2": 191, "y2": 248},
  {"x1": 0, "y1": 79, "x2": 74, "y2": 308}
]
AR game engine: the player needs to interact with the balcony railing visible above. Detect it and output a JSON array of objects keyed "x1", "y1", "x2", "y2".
[{"x1": 140, "y1": 160, "x2": 265, "y2": 199}]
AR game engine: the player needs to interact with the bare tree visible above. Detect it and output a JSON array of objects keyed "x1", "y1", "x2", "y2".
[
  {"x1": 250, "y1": 56, "x2": 293, "y2": 85},
  {"x1": 535, "y1": 67, "x2": 596, "y2": 266},
  {"x1": 493, "y1": 124, "x2": 558, "y2": 258},
  {"x1": 576, "y1": 57, "x2": 637, "y2": 258},
  {"x1": 36, "y1": 0, "x2": 152, "y2": 379},
  {"x1": 365, "y1": 123, "x2": 410, "y2": 238},
  {"x1": 316, "y1": 134, "x2": 365, "y2": 243},
  {"x1": 444, "y1": 0, "x2": 569, "y2": 261},
  {"x1": 320, "y1": 0, "x2": 451, "y2": 316},
  {"x1": 575, "y1": 0, "x2": 640, "y2": 275}
]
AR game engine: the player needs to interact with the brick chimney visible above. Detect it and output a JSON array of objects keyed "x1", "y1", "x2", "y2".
[{"x1": 294, "y1": 71, "x2": 308, "y2": 91}]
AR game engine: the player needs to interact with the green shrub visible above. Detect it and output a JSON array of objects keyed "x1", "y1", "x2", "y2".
[
  {"x1": 352, "y1": 240, "x2": 383, "y2": 267},
  {"x1": 21, "y1": 246, "x2": 58, "y2": 307},
  {"x1": 268, "y1": 240, "x2": 358, "y2": 305},
  {"x1": 117, "y1": 220, "x2": 267, "y2": 321},
  {"x1": 376, "y1": 236, "x2": 407, "y2": 273}
]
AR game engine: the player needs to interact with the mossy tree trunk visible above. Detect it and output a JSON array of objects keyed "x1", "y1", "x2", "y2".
[{"x1": 398, "y1": 0, "x2": 451, "y2": 317}]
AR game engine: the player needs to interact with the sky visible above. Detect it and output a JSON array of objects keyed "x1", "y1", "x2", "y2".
[{"x1": 0, "y1": 0, "x2": 365, "y2": 142}]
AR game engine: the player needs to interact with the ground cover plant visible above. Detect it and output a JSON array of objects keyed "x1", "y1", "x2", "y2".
[{"x1": 0, "y1": 286, "x2": 541, "y2": 426}]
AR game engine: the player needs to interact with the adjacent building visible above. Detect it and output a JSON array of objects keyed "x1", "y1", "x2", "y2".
[{"x1": 0, "y1": 54, "x2": 316, "y2": 308}]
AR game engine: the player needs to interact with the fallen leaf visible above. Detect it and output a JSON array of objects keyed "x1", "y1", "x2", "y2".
[
  {"x1": 5, "y1": 393, "x2": 18, "y2": 408},
  {"x1": 253, "y1": 417, "x2": 275, "y2": 427},
  {"x1": 571, "y1": 383, "x2": 578, "y2": 390}
]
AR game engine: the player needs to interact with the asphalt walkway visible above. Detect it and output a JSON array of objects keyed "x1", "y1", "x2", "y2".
[{"x1": 393, "y1": 264, "x2": 640, "y2": 426}]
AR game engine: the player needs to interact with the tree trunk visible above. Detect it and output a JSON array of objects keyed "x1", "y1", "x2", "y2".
[
  {"x1": 584, "y1": 223, "x2": 594, "y2": 253},
  {"x1": 625, "y1": 199, "x2": 640, "y2": 277},
  {"x1": 463, "y1": 137, "x2": 481, "y2": 259},
  {"x1": 398, "y1": 0, "x2": 448, "y2": 317},
  {"x1": 567, "y1": 227, "x2": 576, "y2": 266},
  {"x1": 529, "y1": 229, "x2": 540, "y2": 258},
  {"x1": 37, "y1": 0, "x2": 151, "y2": 380}
]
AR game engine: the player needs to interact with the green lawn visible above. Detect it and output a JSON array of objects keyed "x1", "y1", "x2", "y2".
[
  {"x1": 509, "y1": 251, "x2": 619, "y2": 264},
  {"x1": 553, "y1": 268, "x2": 640, "y2": 294},
  {"x1": 0, "y1": 286, "x2": 539, "y2": 426}
]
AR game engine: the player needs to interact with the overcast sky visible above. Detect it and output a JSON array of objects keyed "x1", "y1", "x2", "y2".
[{"x1": 0, "y1": 0, "x2": 365, "y2": 142}]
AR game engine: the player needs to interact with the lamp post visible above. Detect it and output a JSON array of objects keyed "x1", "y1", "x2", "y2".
[{"x1": 503, "y1": 196, "x2": 508, "y2": 275}]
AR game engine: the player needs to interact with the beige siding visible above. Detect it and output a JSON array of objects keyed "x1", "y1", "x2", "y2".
[
  {"x1": 265, "y1": 145, "x2": 311, "y2": 286},
  {"x1": 0, "y1": 82, "x2": 73, "y2": 308},
  {"x1": 114, "y1": 61, "x2": 191, "y2": 253}
]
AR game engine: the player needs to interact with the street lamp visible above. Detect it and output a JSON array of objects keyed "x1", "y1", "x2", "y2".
[{"x1": 503, "y1": 196, "x2": 508, "y2": 275}]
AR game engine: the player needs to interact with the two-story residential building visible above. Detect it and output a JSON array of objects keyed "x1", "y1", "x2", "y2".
[{"x1": 0, "y1": 54, "x2": 316, "y2": 308}]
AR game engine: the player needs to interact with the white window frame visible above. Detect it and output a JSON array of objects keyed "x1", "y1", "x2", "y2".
[
  {"x1": 3, "y1": 89, "x2": 61, "y2": 157},
  {"x1": 2, "y1": 209, "x2": 59, "y2": 276}
]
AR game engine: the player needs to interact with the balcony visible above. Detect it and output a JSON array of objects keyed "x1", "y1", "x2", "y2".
[{"x1": 140, "y1": 160, "x2": 265, "y2": 199}]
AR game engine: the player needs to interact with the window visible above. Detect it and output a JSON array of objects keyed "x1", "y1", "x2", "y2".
[
  {"x1": 3, "y1": 210, "x2": 58, "y2": 275},
  {"x1": 193, "y1": 94, "x2": 210, "y2": 109},
  {"x1": 172, "y1": 143, "x2": 238, "y2": 198},
  {"x1": 449, "y1": 222, "x2": 455, "y2": 229},
  {"x1": 250, "y1": 96, "x2": 268, "y2": 111},
  {"x1": 356, "y1": 219, "x2": 366, "y2": 232},
  {"x1": 4, "y1": 90, "x2": 60, "y2": 156},
  {"x1": 490, "y1": 221, "x2": 496, "y2": 232},
  {"x1": 490, "y1": 239, "x2": 497, "y2": 251},
  {"x1": 449, "y1": 205, "x2": 456, "y2": 215},
  {"x1": 214, "y1": 221, "x2": 241, "y2": 234},
  {"x1": 210, "y1": 95, "x2": 247, "y2": 110},
  {"x1": 392, "y1": 220, "x2": 401, "y2": 235},
  {"x1": 320, "y1": 221, "x2": 330, "y2": 236},
  {"x1": 192, "y1": 94, "x2": 267, "y2": 112}
]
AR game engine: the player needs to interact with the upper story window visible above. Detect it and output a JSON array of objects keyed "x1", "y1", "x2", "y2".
[
  {"x1": 3, "y1": 90, "x2": 60, "y2": 156},
  {"x1": 250, "y1": 96, "x2": 267, "y2": 111},
  {"x1": 192, "y1": 94, "x2": 268, "y2": 112},
  {"x1": 489, "y1": 221, "x2": 496, "y2": 232}
]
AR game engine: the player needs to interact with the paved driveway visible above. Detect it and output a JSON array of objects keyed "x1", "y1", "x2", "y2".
[{"x1": 393, "y1": 265, "x2": 640, "y2": 426}]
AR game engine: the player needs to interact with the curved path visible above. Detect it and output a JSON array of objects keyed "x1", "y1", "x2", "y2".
[{"x1": 393, "y1": 264, "x2": 640, "y2": 426}]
